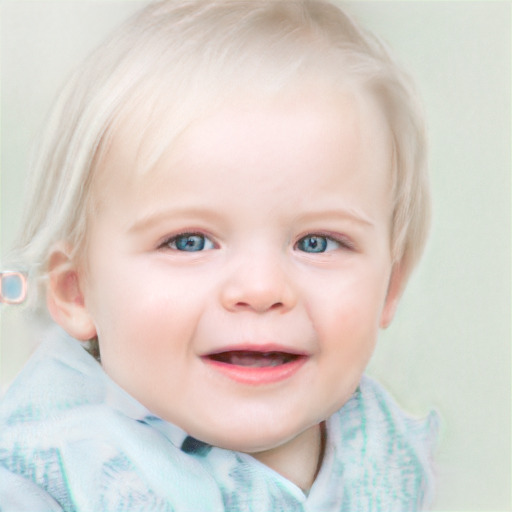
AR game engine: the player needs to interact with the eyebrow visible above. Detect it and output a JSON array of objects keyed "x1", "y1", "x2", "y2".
[
  {"x1": 128, "y1": 205, "x2": 375, "y2": 235},
  {"x1": 294, "y1": 207, "x2": 376, "y2": 228},
  {"x1": 128, "y1": 207, "x2": 225, "y2": 234}
]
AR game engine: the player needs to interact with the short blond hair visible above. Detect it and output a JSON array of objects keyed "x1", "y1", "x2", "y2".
[{"x1": 11, "y1": 0, "x2": 429, "y2": 314}]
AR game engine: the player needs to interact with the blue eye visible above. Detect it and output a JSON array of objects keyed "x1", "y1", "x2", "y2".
[
  {"x1": 296, "y1": 235, "x2": 343, "y2": 253},
  {"x1": 165, "y1": 233, "x2": 214, "y2": 252},
  {"x1": 297, "y1": 235, "x2": 328, "y2": 253}
]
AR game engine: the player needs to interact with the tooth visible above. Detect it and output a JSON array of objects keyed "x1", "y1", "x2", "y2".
[{"x1": 210, "y1": 351, "x2": 298, "y2": 367}]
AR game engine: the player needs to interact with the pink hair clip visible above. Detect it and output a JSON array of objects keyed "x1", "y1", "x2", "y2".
[{"x1": 0, "y1": 271, "x2": 27, "y2": 304}]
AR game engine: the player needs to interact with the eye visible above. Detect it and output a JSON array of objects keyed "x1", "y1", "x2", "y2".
[
  {"x1": 296, "y1": 234, "x2": 349, "y2": 253},
  {"x1": 162, "y1": 233, "x2": 215, "y2": 252}
]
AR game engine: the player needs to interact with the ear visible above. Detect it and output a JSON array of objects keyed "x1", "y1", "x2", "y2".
[
  {"x1": 46, "y1": 244, "x2": 97, "y2": 341},
  {"x1": 379, "y1": 264, "x2": 405, "y2": 329}
]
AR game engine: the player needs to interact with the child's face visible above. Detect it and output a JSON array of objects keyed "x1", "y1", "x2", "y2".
[{"x1": 78, "y1": 85, "x2": 400, "y2": 453}]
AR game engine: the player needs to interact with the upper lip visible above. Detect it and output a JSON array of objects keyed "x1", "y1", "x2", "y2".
[{"x1": 201, "y1": 343, "x2": 310, "y2": 357}]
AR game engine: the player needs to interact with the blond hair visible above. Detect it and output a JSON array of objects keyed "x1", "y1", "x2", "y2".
[{"x1": 10, "y1": 0, "x2": 429, "y2": 314}]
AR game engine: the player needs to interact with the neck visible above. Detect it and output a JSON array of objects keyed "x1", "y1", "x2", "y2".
[{"x1": 251, "y1": 422, "x2": 326, "y2": 492}]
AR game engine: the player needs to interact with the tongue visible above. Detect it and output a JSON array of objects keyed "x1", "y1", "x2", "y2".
[{"x1": 210, "y1": 351, "x2": 295, "y2": 368}]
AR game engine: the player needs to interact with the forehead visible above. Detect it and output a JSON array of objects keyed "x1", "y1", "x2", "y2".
[{"x1": 92, "y1": 82, "x2": 393, "y2": 218}]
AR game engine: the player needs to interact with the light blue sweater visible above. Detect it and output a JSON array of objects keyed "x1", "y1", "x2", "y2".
[{"x1": 0, "y1": 329, "x2": 438, "y2": 511}]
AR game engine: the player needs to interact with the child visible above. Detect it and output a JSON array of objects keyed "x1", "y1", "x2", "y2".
[{"x1": 0, "y1": 0, "x2": 437, "y2": 510}]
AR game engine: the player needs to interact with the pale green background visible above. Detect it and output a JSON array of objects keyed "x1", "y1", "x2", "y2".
[{"x1": 1, "y1": 1, "x2": 510, "y2": 510}]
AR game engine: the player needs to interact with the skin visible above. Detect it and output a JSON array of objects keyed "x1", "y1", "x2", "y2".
[{"x1": 48, "y1": 85, "x2": 403, "y2": 491}]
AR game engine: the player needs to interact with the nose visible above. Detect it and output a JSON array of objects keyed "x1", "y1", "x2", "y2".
[{"x1": 220, "y1": 250, "x2": 297, "y2": 314}]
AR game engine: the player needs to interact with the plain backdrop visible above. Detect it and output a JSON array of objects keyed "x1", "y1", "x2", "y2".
[{"x1": 1, "y1": 1, "x2": 510, "y2": 510}]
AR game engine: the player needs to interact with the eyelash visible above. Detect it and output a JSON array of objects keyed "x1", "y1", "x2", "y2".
[
  {"x1": 158, "y1": 231, "x2": 355, "y2": 253},
  {"x1": 294, "y1": 233, "x2": 355, "y2": 254},
  {"x1": 158, "y1": 232, "x2": 215, "y2": 252}
]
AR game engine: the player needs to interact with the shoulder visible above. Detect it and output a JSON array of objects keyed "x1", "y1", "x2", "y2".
[
  {"x1": 329, "y1": 375, "x2": 439, "y2": 511},
  {"x1": 0, "y1": 466, "x2": 63, "y2": 512},
  {"x1": 356, "y1": 374, "x2": 438, "y2": 444}
]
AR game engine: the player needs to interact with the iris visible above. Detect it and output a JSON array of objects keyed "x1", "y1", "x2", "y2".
[
  {"x1": 174, "y1": 234, "x2": 207, "y2": 251},
  {"x1": 297, "y1": 235, "x2": 328, "y2": 253}
]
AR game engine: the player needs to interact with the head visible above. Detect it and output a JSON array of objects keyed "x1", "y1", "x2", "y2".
[{"x1": 12, "y1": 0, "x2": 429, "y2": 452}]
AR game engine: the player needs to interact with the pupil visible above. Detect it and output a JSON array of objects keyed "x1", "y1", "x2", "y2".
[
  {"x1": 300, "y1": 236, "x2": 327, "y2": 253},
  {"x1": 177, "y1": 235, "x2": 204, "y2": 251}
]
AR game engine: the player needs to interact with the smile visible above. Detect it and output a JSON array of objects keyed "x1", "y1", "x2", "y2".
[{"x1": 202, "y1": 348, "x2": 309, "y2": 385}]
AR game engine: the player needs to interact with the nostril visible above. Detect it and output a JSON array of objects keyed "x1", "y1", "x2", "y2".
[
  {"x1": 233, "y1": 300, "x2": 284, "y2": 313},
  {"x1": 221, "y1": 276, "x2": 296, "y2": 313}
]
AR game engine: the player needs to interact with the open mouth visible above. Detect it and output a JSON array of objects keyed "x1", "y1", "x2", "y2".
[
  {"x1": 207, "y1": 351, "x2": 302, "y2": 368},
  {"x1": 202, "y1": 349, "x2": 308, "y2": 384}
]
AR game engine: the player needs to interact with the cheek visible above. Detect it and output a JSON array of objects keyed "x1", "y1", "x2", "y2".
[
  {"x1": 322, "y1": 267, "x2": 388, "y2": 314},
  {"x1": 306, "y1": 266, "x2": 391, "y2": 349},
  {"x1": 87, "y1": 259, "x2": 213, "y2": 354}
]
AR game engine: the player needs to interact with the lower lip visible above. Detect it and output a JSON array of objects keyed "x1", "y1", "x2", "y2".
[{"x1": 202, "y1": 357, "x2": 308, "y2": 385}]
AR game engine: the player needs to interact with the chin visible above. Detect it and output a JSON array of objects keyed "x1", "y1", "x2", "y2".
[
  {"x1": 201, "y1": 432, "x2": 283, "y2": 453},
  {"x1": 194, "y1": 419, "x2": 312, "y2": 454}
]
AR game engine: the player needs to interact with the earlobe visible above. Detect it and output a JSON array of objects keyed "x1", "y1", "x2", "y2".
[
  {"x1": 379, "y1": 264, "x2": 405, "y2": 329},
  {"x1": 46, "y1": 245, "x2": 96, "y2": 341}
]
